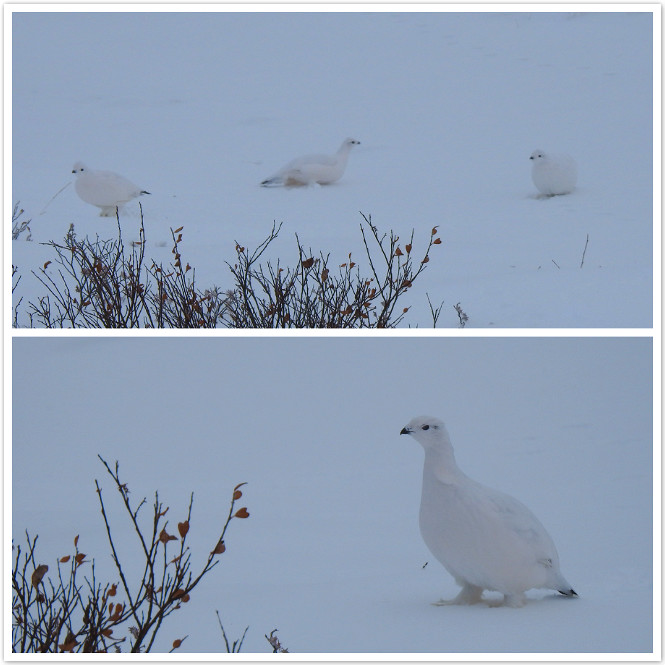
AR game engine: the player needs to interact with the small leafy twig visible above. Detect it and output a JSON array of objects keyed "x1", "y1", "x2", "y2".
[
  {"x1": 454, "y1": 302, "x2": 468, "y2": 328},
  {"x1": 265, "y1": 629, "x2": 289, "y2": 653},
  {"x1": 12, "y1": 202, "x2": 32, "y2": 241}
]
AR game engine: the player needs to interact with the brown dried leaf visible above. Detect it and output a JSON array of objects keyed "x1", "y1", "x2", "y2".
[
  {"x1": 211, "y1": 541, "x2": 226, "y2": 555},
  {"x1": 59, "y1": 633, "x2": 78, "y2": 652},
  {"x1": 31, "y1": 564, "x2": 48, "y2": 588},
  {"x1": 173, "y1": 639, "x2": 183, "y2": 649},
  {"x1": 159, "y1": 528, "x2": 177, "y2": 544},
  {"x1": 108, "y1": 583, "x2": 117, "y2": 597},
  {"x1": 405, "y1": 244, "x2": 412, "y2": 254},
  {"x1": 431, "y1": 226, "x2": 439, "y2": 235},
  {"x1": 177, "y1": 521, "x2": 189, "y2": 538},
  {"x1": 395, "y1": 247, "x2": 403, "y2": 256},
  {"x1": 301, "y1": 257, "x2": 314, "y2": 269},
  {"x1": 74, "y1": 535, "x2": 79, "y2": 547},
  {"x1": 233, "y1": 489, "x2": 243, "y2": 500},
  {"x1": 422, "y1": 255, "x2": 430, "y2": 264},
  {"x1": 349, "y1": 262, "x2": 356, "y2": 269},
  {"x1": 171, "y1": 588, "x2": 187, "y2": 600},
  {"x1": 101, "y1": 628, "x2": 113, "y2": 638},
  {"x1": 75, "y1": 553, "x2": 86, "y2": 565},
  {"x1": 60, "y1": 555, "x2": 71, "y2": 563},
  {"x1": 234, "y1": 507, "x2": 250, "y2": 519},
  {"x1": 321, "y1": 268, "x2": 329, "y2": 282},
  {"x1": 433, "y1": 238, "x2": 442, "y2": 245},
  {"x1": 43, "y1": 260, "x2": 52, "y2": 269},
  {"x1": 174, "y1": 226, "x2": 184, "y2": 233}
]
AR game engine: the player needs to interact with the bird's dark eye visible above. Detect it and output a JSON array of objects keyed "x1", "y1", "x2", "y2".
[{"x1": 422, "y1": 425, "x2": 430, "y2": 430}]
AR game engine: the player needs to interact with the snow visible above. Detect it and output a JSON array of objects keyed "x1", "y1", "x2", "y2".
[
  {"x1": 10, "y1": 10, "x2": 655, "y2": 328},
  {"x1": 11, "y1": 337, "x2": 655, "y2": 655}
]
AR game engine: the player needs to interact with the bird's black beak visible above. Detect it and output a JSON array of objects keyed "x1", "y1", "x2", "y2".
[{"x1": 400, "y1": 427, "x2": 411, "y2": 435}]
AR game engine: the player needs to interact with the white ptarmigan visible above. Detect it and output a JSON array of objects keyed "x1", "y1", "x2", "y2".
[
  {"x1": 529, "y1": 149, "x2": 577, "y2": 197},
  {"x1": 400, "y1": 416, "x2": 577, "y2": 608},
  {"x1": 72, "y1": 162, "x2": 150, "y2": 216},
  {"x1": 260, "y1": 138, "x2": 360, "y2": 187}
]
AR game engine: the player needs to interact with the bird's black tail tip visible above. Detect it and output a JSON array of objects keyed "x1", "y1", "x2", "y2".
[{"x1": 559, "y1": 588, "x2": 578, "y2": 597}]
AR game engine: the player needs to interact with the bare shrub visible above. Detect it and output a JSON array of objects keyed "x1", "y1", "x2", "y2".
[
  {"x1": 23, "y1": 208, "x2": 226, "y2": 328},
  {"x1": 14, "y1": 207, "x2": 443, "y2": 328},
  {"x1": 12, "y1": 457, "x2": 249, "y2": 653},
  {"x1": 224, "y1": 213, "x2": 442, "y2": 328}
]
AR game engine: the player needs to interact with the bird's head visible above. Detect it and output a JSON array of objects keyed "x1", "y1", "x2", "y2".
[{"x1": 400, "y1": 415, "x2": 449, "y2": 451}]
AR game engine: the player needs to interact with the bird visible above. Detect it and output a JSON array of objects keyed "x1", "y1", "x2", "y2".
[
  {"x1": 72, "y1": 162, "x2": 150, "y2": 216},
  {"x1": 529, "y1": 149, "x2": 577, "y2": 197},
  {"x1": 260, "y1": 138, "x2": 360, "y2": 187},
  {"x1": 400, "y1": 415, "x2": 577, "y2": 608}
]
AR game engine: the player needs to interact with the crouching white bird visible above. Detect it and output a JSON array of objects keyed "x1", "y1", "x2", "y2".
[
  {"x1": 400, "y1": 415, "x2": 577, "y2": 608},
  {"x1": 261, "y1": 137, "x2": 360, "y2": 187},
  {"x1": 72, "y1": 162, "x2": 150, "y2": 216},
  {"x1": 529, "y1": 149, "x2": 577, "y2": 197}
]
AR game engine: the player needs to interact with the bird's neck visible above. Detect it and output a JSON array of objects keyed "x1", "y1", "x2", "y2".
[
  {"x1": 423, "y1": 445, "x2": 464, "y2": 485},
  {"x1": 337, "y1": 143, "x2": 352, "y2": 159}
]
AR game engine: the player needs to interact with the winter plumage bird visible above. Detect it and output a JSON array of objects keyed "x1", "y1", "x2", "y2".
[
  {"x1": 529, "y1": 149, "x2": 577, "y2": 197},
  {"x1": 401, "y1": 415, "x2": 577, "y2": 608},
  {"x1": 72, "y1": 162, "x2": 150, "y2": 216},
  {"x1": 260, "y1": 138, "x2": 360, "y2": 187}
]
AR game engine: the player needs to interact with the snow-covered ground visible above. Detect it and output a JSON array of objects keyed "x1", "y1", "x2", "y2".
[
  {"x1": 10, "y1": 10, "x2": 655, "y2": 328},
  {"x1": 11, "y1": 337, "x2": 654, "y2": 655}
]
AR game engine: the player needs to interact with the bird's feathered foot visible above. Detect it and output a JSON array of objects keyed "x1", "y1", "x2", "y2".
[{"x1": 433, "y1": 583, "x2": 483, "y2": 606}]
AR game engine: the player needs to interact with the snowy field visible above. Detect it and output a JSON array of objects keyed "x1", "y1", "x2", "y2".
[
  {"x1": 10, "y1": 9, "x2": 655, "y2": 328},
  {"x1": 11, "y1": 337, "x2": 654, "y2": 655}
]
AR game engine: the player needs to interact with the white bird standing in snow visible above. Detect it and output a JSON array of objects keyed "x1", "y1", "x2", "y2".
[
  {"x1": 72, "y1": 162, "x2": 150, "y2": 216},
  {"x1": 260, "y1": 138, "x2": 360, "y2": 187},
  {"x1": 529, "y1": 149, "x2": 577, "y2": 197},
  {"x1": 401, "y1": 416, "x2": 577, "y2": 608}
]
